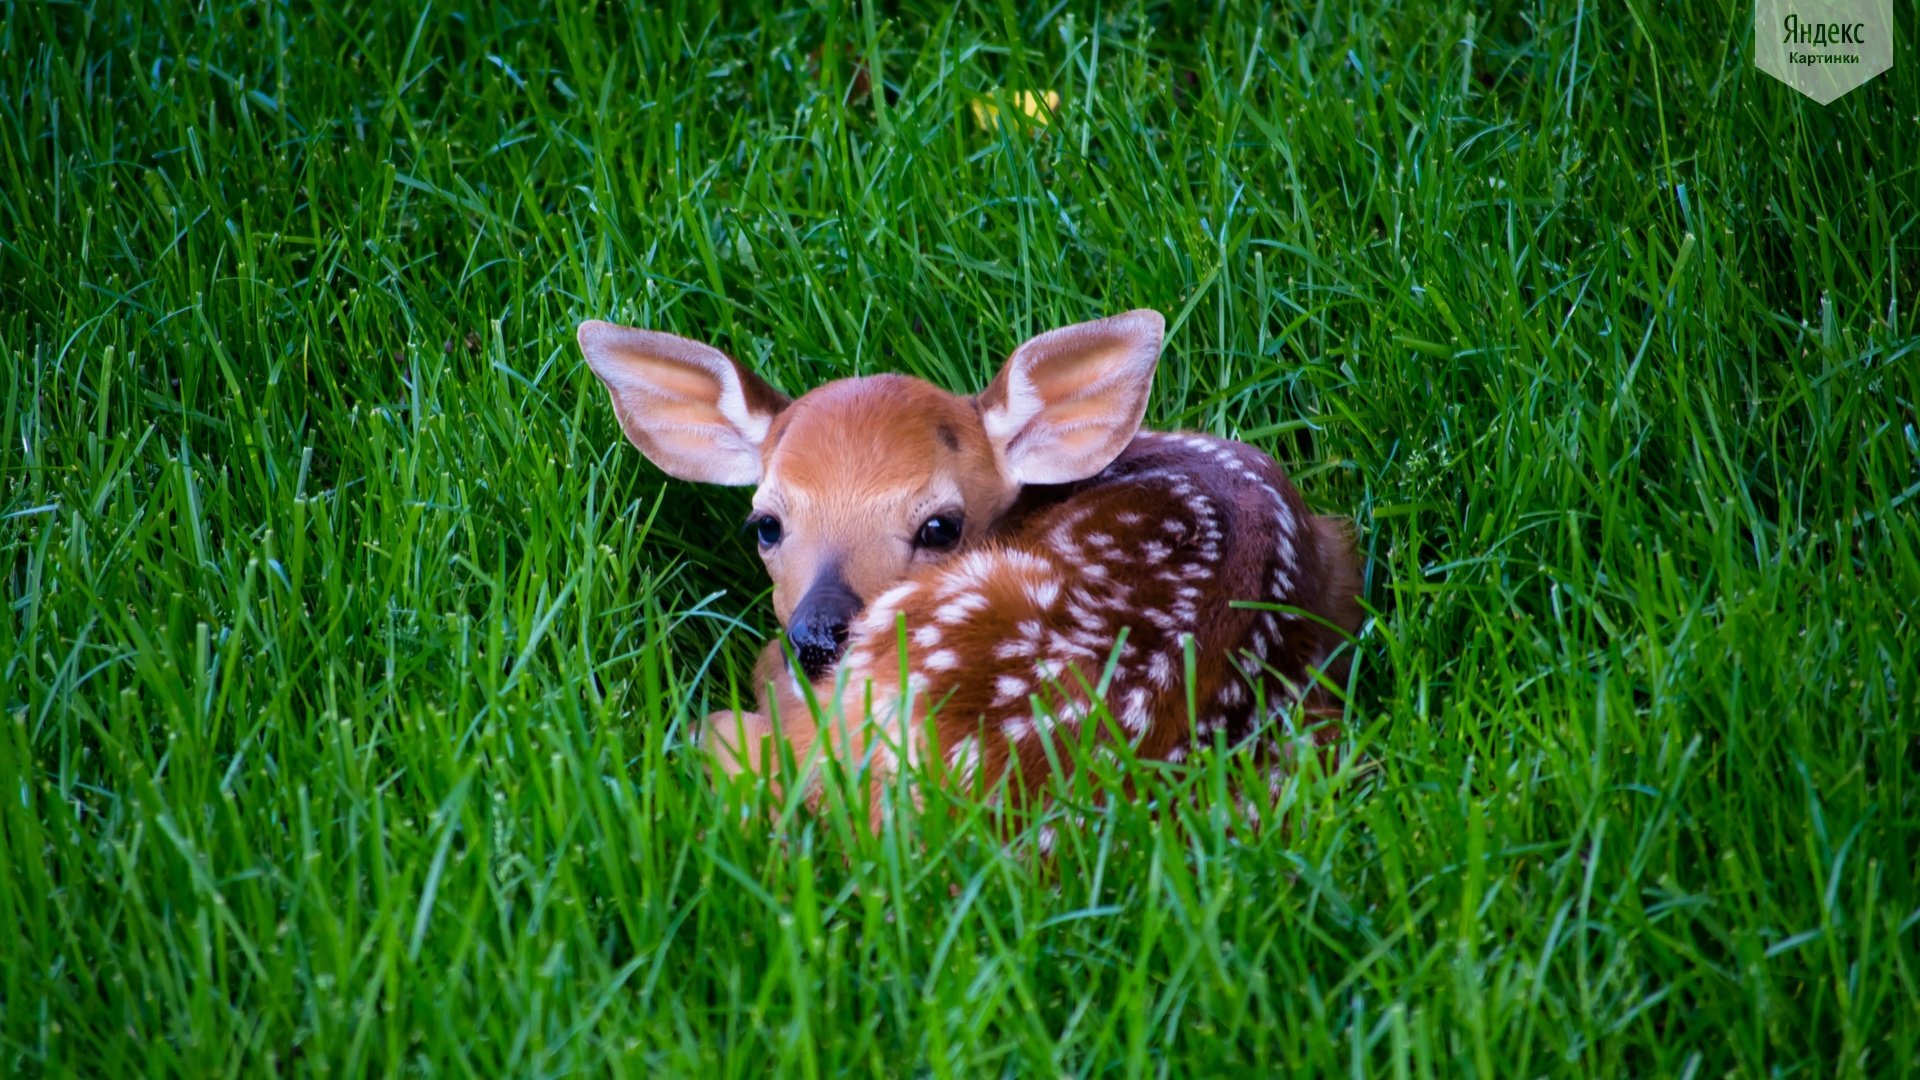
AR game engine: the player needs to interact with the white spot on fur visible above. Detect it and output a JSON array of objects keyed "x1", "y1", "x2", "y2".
[
  {"x1": 1008, "y1": 550, "x2": 1056, "y2": 575},
  {"x1": 936, "y1": 592, "x2": 989, "y2": 623},
  {"x1": 1025, "y1": 577, "x2": 1062, "y2": 609},
  {"x1": 1276, "y1": 536, "x2": 1299, "y2": 568},
  {"x1": 944, "y1": 549, "x2": 1054, "y2": 599},
  {"x1": 939, "y1": 565, "x2": 990, "y2": 597},
  {"x1": 993, "y1": 675, "x2": 1029, "y2": 706},
  {"x1": 1271, "y1": 561, "x2": 1296, "y2": 593},
  {"x1": 1068, "y1": 631, "x2": 1114, "y2": 662},
  {"x1": 924, "y1": 649, "x2": 958, "y2": 672},
  {"x1": 869, "y1": 582, "x2": 918, "y2": 616},
  {"x1": 857, "y1": 599, "x2": 909, "y2": 636},
  {"x1": 993, "y1": 637, "x2": 1037, "y2": 661},
  {"x1": 948, "y1": 737, "x2": 980, "y2": 784},
  {"x1": 913, "y1": 624, "x2": 943, "y2": 649},
  {"x1": 1122, "y1": 687, "x2": 1152, "y2": 735},
  {"x1": 1067, "y1": 600, "x2": 1102, "y2": 631},
  {"x1": 1043, "y1": 635, "x2": 1097, "y2": 664}
]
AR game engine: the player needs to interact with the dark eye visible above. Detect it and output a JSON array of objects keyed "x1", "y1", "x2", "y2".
[
  {"x1": 748, "y1": 515, "x2": 782, "y2": 548},
  {"x1": 915, "y1": 514, "x2": 963, "y2": 550}
]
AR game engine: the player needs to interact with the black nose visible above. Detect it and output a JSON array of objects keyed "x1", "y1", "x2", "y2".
[{"x1": 788, "y1": 568, "x2": 863, "y2": 682}]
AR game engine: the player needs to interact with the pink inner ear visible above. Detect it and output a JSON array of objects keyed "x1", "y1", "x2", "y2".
[
  {"x1": 579, "y1": 321, "x2": 777, "y2": 486},
  {"x1": 986, "y1": 312, "x2": 1163, "y2": 486},
  {"x1": 1041, "y1": 397, "x2": 1123, "y2": 428},
  {"x1": 638, "y1": 357, "x2": 728, "y2": 407},
  {"x1": 1049, "y1": 425, "x2": 1122, "y2": 466},
  {"x1": 1024, "y1": 343, "x2": 1123, "y2": 400}
]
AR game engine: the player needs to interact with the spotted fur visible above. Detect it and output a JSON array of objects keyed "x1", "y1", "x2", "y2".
[{"x1": 820, "y1": 430, "x2": 1360, "y2": 812}]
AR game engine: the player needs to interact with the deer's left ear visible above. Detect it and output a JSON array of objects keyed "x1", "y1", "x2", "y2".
[
  {"x1": 577, "y1": 320, "x2": 789, "y2": 486},
  {"x1": 977, "y1": 310, "x2": 1164, "y2": 486}
]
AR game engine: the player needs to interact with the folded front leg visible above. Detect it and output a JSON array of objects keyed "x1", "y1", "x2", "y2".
[{"x1": 705, "y1": 638, "x2": 821, "y2": 782}]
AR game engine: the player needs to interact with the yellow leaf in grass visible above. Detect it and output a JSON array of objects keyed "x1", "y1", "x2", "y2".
[{"x1": 970, "y1": 90, "x2": 1061, "y2": 131}]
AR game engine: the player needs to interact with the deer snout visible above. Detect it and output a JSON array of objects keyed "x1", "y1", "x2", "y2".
[{"x1": 787, "y1": 568, "x2": 863, "y2": 682}]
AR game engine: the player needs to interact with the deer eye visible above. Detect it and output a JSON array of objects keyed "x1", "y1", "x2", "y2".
[
  {"x1": 915, "y1": 514, "x2": 963, "y2": 550},
  {"x1": 747, "y1": 515, "x2": 783, "y2": 548}
]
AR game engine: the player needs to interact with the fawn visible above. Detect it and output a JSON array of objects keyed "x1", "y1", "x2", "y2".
[{"x1": 578, "y1": 311, "x2": 1362, "y2": 825}]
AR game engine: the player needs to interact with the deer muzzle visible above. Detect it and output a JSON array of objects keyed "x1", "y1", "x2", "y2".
[{"x1": 787, "y1": 565, "x2": 863, "y2": 682}]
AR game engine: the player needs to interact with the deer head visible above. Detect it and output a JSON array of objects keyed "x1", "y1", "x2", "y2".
[{"x1": 578, "y1": 311, "x2": 1166, "y2": 681}]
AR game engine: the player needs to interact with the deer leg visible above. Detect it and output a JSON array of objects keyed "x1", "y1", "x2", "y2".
[{"x1": 706, "y1": 639, "x2": 823, "y2": 782}]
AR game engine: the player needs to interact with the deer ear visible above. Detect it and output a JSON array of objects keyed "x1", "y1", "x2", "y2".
[
  {"x1": 977, "y1": 310, "x2": 1164, "y2": 486},
  {"x1": 577, "y1": 320, "x2": 789, "y2": 486}
]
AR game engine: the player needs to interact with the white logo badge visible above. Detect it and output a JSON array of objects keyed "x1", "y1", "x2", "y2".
[{"x1": 1755, "y1": 0, "x2": 1894, "y2": 103}]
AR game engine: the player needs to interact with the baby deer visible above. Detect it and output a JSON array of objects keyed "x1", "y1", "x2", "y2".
[{"x1": 579, "y1": 311, "x2": 1362, "y2": 824}]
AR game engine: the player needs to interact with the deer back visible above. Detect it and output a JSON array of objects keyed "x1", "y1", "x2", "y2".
[{"x1": 830, "y1": 429, "x2": 1360, "y2": 797}]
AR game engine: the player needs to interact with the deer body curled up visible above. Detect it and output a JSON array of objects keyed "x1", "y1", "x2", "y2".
[{"x1": 579, "y1": 311, "x2": 1362, "y2": 825}]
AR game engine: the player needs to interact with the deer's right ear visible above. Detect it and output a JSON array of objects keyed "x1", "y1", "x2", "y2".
[
  {"x1": 577, "y1": 320, "x2": 789, "y2": 486},
  {"x1": 978, "y1": 310, "x2": 1165, "y2": 486}
]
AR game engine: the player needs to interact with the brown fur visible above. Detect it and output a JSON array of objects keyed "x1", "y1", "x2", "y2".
[{"x1": 751, "y1": 374, "x2": 1015, "y2": 624}]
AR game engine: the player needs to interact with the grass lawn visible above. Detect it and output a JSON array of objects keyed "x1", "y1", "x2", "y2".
[{"x1": 4, "y1": 0, "x2": 1918, "y2": 1074}]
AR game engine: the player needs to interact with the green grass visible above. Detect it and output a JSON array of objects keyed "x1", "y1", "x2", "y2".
[{"x1": 3, "y1": 0, "x2": 1917, "y2": 1074}]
